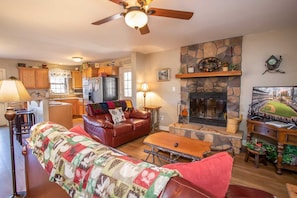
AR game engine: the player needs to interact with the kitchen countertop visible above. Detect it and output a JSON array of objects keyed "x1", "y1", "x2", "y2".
[
  {"x1": 48, "y1": 101, "x2": 72, "y2": 106},
  {"x1": 49, "y1": 96, "x2": 82, "y2": 100},
  {"x1": 49, "y1": 97, "x2": 84, "y2": 103}
]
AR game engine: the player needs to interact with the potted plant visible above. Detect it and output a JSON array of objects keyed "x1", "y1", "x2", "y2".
[{"x1": 222, "y1": 62, "x2": 229, "y2": 71}]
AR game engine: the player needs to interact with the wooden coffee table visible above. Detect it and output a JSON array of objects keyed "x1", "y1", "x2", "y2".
[{"x1": 143, "y1": 132, "x2": 212, "y2": 164}]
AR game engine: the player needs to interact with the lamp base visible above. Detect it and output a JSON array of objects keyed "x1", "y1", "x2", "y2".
[{"x1": 9, "y1": 191, "x2": 26, "y2": 198}]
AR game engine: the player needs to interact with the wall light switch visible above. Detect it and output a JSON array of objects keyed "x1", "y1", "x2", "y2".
[{"x1": 172, "y1": 87, "x2": 176, "y2": 92}]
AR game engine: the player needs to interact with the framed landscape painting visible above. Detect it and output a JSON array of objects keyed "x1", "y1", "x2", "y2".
[{"x1": 157, "y1": 68, "x2": 171, "y2": 81}]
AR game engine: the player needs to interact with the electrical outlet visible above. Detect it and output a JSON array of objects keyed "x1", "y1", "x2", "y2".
[{"x1": 160, "y1": 116, "x2": 164, "y2": 120}]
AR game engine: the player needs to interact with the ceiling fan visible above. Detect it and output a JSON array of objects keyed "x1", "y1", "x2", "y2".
[{"x1": 92, "y1": 0, "x2": 193, "y2": 35}]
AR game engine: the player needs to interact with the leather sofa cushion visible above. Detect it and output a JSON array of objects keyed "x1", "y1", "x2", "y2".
[
  {"x1": 161, "y1": 177, "x2": 214, "y2": 198},
  {"x1": 130, "y1": 109, "x2": 150, "y2": 119},
  {"x1": 226, "y1": 185, "x2": 275, "y2": 198},
  {"x1": 112, "y1": 123, "x2": 133, "y2": 136},
  {"x1": 127, "y1": 119, "x2": 149, "y2": 130}
]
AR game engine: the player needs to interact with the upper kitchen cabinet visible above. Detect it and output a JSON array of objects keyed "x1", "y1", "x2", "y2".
[
  {"x1": 18, "y1": 67, "x2": 50, "y2": 89},
  {"x1": 98, "y1": 66, "x2": 119, "y2": 76},
  {"x1": 82, "y1": 67, "x2": 98, "y2": 78},
  {"x1": 71, "y1": 71, "x2": 82, "y2": 89}
]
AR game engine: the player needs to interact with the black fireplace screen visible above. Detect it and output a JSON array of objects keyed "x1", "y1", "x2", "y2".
[{"x1": 189, "y1": 92, "x2": 227, "y2": 126}]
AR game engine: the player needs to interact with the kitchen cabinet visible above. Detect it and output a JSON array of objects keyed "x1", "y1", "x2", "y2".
[
  {"x1": 98, "y1": 66, "x2": 119, "y2": 76},
  {"x1": 71, "y1": 71, "x2": 82, "y2": 88},
  {"x1": 82, "y1": 67, "x2": 98, "y2": 78},
  {"x1": 49, "y1": 101, "x2": 73, "y2": 129},
  {"x1": 54, "y1": 98, "x2": 84, "y2": 117},
  {"x1": 78, "y1": 101, "x2": 86, "y2": 115},
  {"x1": 55, "y1": 99, "x2": 78, "y2": 116},
  {"x1": 18, "y1": 67, "x2": 50, "y2": 89}
]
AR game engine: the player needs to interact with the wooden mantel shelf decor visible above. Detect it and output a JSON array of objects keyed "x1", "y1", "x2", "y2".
[{"x1": 175, "y1": 70, "x2": 242, "y2": 79}]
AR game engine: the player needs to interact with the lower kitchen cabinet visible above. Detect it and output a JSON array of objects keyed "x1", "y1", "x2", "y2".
[
  {"x1": 54, "y1": 98, "x2": 84, "y2": 117},
  {"x1": 49, "y1": 102, "x2": 73, "y2": 129}
]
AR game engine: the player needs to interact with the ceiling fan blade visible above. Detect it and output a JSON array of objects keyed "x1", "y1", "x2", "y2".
[
  {"x1": 148, "y1": 8, "x2": 193, "y2": 20},
  {"x1": 109, "y1": 0, "x2": 128, "y2": 7},
  {"x1": 92, "y1": 13, "x2": 123, "y2": 25},
  {"x1": 139, "y1": 24, "x2": 150, "y2": 35}
]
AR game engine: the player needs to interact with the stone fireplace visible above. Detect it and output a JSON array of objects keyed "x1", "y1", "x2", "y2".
[
  {"x1": 179, "y1": 37, "x2": 242, "y2": 127},
  {"x1": 170, "y1": 37, "x2": 243, "y2": 154}
]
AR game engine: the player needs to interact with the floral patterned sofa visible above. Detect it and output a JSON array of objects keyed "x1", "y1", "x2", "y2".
[{"x1": 23, "y1": 122, "x2": 275, "y2": 198}]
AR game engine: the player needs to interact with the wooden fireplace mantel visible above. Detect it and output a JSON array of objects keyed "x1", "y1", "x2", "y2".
[{"x1": 175, "y1": 70, "x2": 242, "y2": 79}]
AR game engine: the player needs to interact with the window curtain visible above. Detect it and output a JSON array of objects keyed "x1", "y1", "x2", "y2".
[{"x1": 49, "y1": 69, "x2": 72, "y2": 78}]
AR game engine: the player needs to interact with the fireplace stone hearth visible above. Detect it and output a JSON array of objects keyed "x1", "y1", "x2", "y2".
[{"x1": 169, "y1": 122, "x2": 242, "y2": 154}]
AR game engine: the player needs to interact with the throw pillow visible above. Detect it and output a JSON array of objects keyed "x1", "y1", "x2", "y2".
[
  {"x1": 69, "y1": 125, "x2": 91, "y2": 138},
  {"x1": 109, "y1": 107, "x2": 126, "y2": 123},
  {"x1": 163, "y1": 152, "x2": 233, "y2": 198}
]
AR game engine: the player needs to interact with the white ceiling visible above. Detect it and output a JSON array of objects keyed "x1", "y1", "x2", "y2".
[{"x1": 0, "y1": 0, "x2": 296, "y2": 65}]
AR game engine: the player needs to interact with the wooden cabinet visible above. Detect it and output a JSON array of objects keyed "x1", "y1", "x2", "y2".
[
  {"x1": 247, "y1": 119, "x2": 297, "y2": 174},
  {"x1": 71, "y1": 71, "x2": 82, "y2": 89},
  {"x1": 78, "y1": 101, "x2": 85, "y2": 115},
  {"x1": 98, "y1": 66, "x2": 119, "y2": 76},
  {"x1": 55, "y1": 99, "x2": 78, "y2": 116},
  {"x1": 49, "y1": 103, "x2": 73, "y2": 129},
  {"x1": 54, "y1": 99, "x2": 85, "y2": 117},
  {"x1": 18, "y1": 67, "x2": 50, "y2": 89},
  {"x1": 82, "y1": 67, "x2": 98, "y2": 78}
]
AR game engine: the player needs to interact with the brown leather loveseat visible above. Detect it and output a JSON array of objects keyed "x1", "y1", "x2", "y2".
[{"x1": 83, "y1": 100, "x2": 151, "y2": 147}]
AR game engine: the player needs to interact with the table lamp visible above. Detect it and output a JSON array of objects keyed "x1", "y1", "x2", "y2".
[
  {"x1": 141, "y1": 83, "x2": 149, "y2": 107},
  {"x1": 0, "y1": 79, "x2": 31, "y2": 198}
]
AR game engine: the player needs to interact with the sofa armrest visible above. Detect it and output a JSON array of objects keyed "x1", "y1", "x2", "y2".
[
  {"x1": 130, "y1": 109, "x2": 151, "y2": 119},
  {"x1": 82, "y1": 115, "x2": 114, "y2": 129}
]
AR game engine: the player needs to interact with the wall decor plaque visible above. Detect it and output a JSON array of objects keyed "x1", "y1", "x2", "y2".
[{"x1": 198, "y1": 57, "x2": 222, "y2": 72}]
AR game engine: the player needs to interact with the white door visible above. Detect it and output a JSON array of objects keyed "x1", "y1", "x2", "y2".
[{"x1": 0, "y1": 69, "x2": 7, "y2": 126}]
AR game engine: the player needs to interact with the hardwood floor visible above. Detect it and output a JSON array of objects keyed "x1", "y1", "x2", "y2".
[
  {"x1": 0, "y1": 118, "x2": 296, "y2": 198},
  {"x1": 117, "y1": 136, "x2": 297, "y2": 198}
]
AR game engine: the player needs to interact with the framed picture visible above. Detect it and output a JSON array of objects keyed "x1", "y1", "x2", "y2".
[{"x1": 157, "y1": 68, "x2": 171, "y2": 81}]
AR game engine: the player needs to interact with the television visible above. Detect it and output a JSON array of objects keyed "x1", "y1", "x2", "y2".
[{"x1": 249, "y1": 86, "x2": 297, "y2": 125}]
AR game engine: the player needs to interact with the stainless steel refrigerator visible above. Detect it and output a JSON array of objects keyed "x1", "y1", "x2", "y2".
[{"x1": 83, "y1": 76, "x2": 118, "y2": 103}]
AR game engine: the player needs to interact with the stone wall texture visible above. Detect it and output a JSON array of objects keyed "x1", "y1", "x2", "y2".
[{"x1": 179, "y1": 37, "x2": 242, "y2": 123}]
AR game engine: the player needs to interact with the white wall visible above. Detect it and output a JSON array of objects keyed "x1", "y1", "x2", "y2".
[
  {"x1": 142, "y1": 27, "x2": 297, "y2": 136},
  {"x1": 142, "y1": 49, "x2": 181, "y2": 130},
  {"x1": 240, "y1": 27, "x2": 297, "y2": 140}
]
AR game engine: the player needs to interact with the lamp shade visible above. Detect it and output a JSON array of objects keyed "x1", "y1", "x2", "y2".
[
  {"x1": 125, "y1": 9, "x2": 148, "y2": 29},
  {"x1": 141, "y1": 83, "x2": 149, "y2": 92},
  {"x1": 0, "y1": 79, "x2": 31, "y2": 103}
]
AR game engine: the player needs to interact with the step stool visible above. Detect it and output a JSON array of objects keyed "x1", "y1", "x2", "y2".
[{"x1": 245, "y1": 148, "x2": 267, "y2": 168}]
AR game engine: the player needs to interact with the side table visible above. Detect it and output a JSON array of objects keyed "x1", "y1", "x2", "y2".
[{"x1": 144, "y1": 105, "x2": 161, "y2": 133}]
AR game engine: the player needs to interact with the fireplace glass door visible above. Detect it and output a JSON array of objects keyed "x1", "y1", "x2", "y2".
[{"x1": 189, "y1": 92, "x2": 227, "y2": 126}]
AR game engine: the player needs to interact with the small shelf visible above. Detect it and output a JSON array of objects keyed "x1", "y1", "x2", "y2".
[{"x1": 175, "y1": 70, "x2": 242, "y2": 79}]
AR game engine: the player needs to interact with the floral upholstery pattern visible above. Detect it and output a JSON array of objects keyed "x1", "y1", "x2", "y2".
[{"x1": 28, "y1": 122, "x2": 179, "y2": 198}]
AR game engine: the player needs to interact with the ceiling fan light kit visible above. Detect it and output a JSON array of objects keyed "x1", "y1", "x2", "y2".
[
  {"x1": 72, "y1": 57, "x2": 83, "y2": 63},
  {"x1": 125, "y1": 7, "x2": 148, "y2": 29},
  {"x1": 92, "y1": 0, "x2": 193, "y2": 35}
]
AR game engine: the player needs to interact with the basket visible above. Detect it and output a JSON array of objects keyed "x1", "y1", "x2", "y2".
[{"x1": 226, "y1": 114, "x2": 242, "y2": 134}]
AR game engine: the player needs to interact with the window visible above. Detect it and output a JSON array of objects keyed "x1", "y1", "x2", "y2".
[
  {"x1": 123, "y1": 71, "x2": 132, "y2": 97},
  {"x1": 49, "y1": 69, "x2": 71, "y2": 94},
  {"x1": 50, "y1": 77, "x2": 68, "y2": 94}
]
